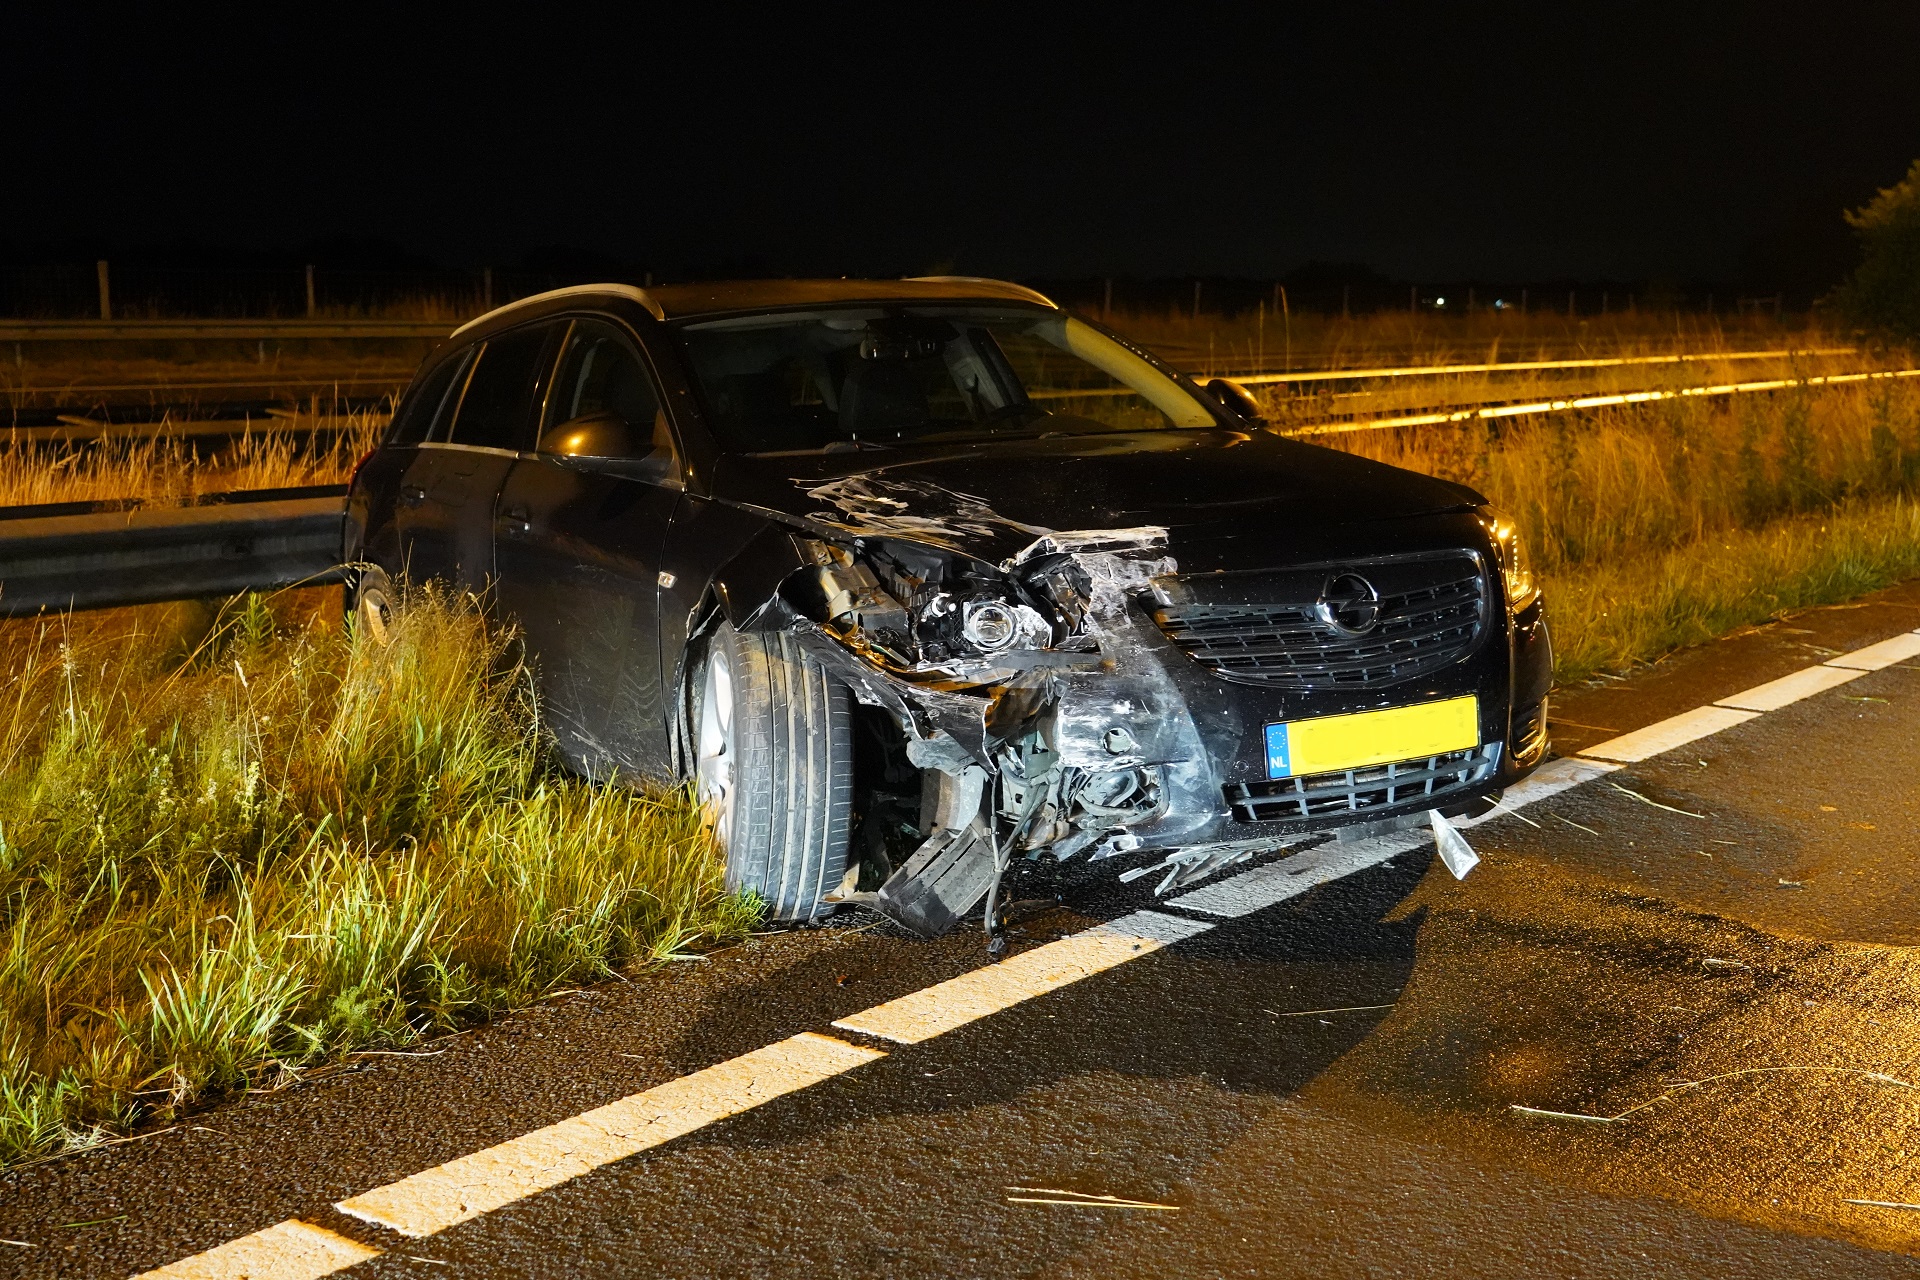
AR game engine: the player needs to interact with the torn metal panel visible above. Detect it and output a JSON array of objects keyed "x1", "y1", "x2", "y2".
[{"x1": 805, "y1": 475, "x2": 1048, "y2": 550}]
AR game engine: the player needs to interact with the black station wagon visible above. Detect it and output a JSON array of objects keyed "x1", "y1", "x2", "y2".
[{"x1": 345, "y1": 278, "x2": 1552, "y2": 935}]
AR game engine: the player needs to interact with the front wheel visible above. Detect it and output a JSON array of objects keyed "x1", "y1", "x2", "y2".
[{"x1": 695, "y1": 624, "x2": 853, "y2": 922}]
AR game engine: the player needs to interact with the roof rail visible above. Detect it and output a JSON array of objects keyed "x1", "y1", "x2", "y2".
[
  {"x1": 450, "y1": 283, "x2": 664, "y2": 338},
  {"x1": 902, "y1": 276, "x2": 1057, "y2": 309}
]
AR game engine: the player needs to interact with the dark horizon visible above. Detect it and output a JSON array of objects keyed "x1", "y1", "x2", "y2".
[{"x1": 7, "y1": 5, "x2": 1918, "y2": 302}]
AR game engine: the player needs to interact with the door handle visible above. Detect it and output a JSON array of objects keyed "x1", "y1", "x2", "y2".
[
  {"x1": 501, "y1": 504, "x2": 531, "y2": 533},
  {"x1": 399, "y1": 485, "x2": 427, "y2": 508}
]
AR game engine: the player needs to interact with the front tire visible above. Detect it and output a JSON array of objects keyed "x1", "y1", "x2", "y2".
[{"x1": 695, "y1": 624, "x2": 853, "y2": 922}]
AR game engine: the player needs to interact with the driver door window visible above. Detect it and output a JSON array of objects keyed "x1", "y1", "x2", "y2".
[{"x1": 545, "y1": 319, "x2": 675, "y2": 463}]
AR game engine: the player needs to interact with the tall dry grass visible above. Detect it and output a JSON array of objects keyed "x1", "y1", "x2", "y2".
[
  {"x1": 0, "y1": 591, "x2": 753, "y2": 1167},
  {"x1": 0, "y1": 409, "x2": 386, "y2": 508},
  {"x1": 1319, "y1": 379, "x2": 1920, "y2": 677}
]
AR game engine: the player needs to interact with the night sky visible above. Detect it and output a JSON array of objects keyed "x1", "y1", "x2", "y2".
[{"x1": 8, "y1": 4, "x2": 1919, "y2": 288}]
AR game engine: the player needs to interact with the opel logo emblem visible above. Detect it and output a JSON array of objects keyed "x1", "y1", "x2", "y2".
[{"x1": 1315, "y1": 572, "x2": 1381, "y2": 636}]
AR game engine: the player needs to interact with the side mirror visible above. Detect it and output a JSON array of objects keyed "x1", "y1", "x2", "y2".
[
  {"x1": 537, "y1": 411, "x2": 676, "y2": 483},
  {"x1": 1206, "y1": 377, "x2": 1268, "y2": 426},
  {"x1": 539, "y1": 409, "x2": 638, "y2": 460}
]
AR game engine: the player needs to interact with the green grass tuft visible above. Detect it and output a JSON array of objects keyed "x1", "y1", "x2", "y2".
[{"x1": 0, "y1": 592, "x2": 755, "y2": 1167}]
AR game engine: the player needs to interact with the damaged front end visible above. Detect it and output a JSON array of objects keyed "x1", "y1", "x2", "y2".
[{"x1": 775, "y1": 524, "x2": 1274, "y2": 937}]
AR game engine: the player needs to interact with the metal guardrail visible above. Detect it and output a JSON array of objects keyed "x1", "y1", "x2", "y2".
[
  {"x1": 0, "y1": 319, "x2": 451, "y2": 342},
  {"x1": 1217, "y1": 347, "x2": 1859, "y2": 386},
  {"x1": 1285, "y1": 368, "x2": 1920, "y2": 437},
  {"x1": 0, "y1": 486, "x2": 347, "y2": 615}
]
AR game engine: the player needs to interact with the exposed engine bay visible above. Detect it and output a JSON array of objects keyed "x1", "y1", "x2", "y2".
[{"x1": 776, "y1": 518, "x2": 1291, "y2": 938}]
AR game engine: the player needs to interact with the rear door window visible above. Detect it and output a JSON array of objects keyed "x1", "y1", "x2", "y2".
[
  {"x1": 446, "y1": 324, "x2": 556, "y2": 451},
  {"x1": 386, "y1": 348, "x2": 471, "y2": 446}
]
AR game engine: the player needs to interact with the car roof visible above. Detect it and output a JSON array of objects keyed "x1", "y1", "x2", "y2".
[
  {"x1": 647, "y1": 276, "x2": 1057, "y2": 318},
  {"x1": 450, "y1": 276, "x2": 1057, "y2": 338}
]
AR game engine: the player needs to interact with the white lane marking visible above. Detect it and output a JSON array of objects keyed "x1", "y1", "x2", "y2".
[
  {"x1": 1716, "y1": 663, "x2": 1869, "y2": 712},
  {"x1": 335, "y1": 1032, "x2": 881, "y2": 1238},
  {"x1": 831, "y1": 910, "x2": 1210, "y2": 1044},
  {"x1": 1455, "y1": 756, "x2": 1622, "y2": 827},
  {"x1": 1169, "y1": 833, "x2": 1425, "y2": 918},
  {"x1": 1579, "y1": 705, "x2": 1761, "y2": 763},
  {"x1": 129, "y1": 1219, "x2": 379, "y2": 1280},
  {"x1": 1825, "y1": 630, "x2": 1920, "y2": 671}
]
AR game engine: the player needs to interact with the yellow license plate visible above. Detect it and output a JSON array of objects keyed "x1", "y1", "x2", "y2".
[{"x1": 1264, "y1": 695, "x2": 1479, "y2": 778}]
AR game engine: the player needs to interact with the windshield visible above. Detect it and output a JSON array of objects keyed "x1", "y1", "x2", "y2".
[{"x1": 675, "y1": 305, "x2": 1218, "y2": 453}]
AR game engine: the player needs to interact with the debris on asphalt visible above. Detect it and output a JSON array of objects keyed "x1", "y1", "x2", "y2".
[
  {"x1": 1430, "y1": 810, "x2": 1480, "y2": 879},
  {"x1": 1608, "y1": 782, "x2": 1705, "y2": 819},
  {"x1": 0, "y1": 1239, "x2": 35, "y2": 1248},
  {"x1": 1518, "y1": 1066, "x2": 1920, "y2": 1129},
  {"x1": 1606, "y1": 1065, "x2": 1917, "y2": 1121},
  {"x1": 1005, "y1": 1187, "x2": 1180, "y2": 1210},
  {"x1": 1509, "y1": 1104, "x2": 1614, "y2": 1123},
  {"x1": 1779, "y1": 879, "x2": 1806, "y2": 888},
  {"x1": 1844, "y1": 1199, "x2": 1920, "y2": 1210},
  {"x1": 1265, "y1": 1004, "x2": 1398, "y2": 1017},
  {"x1": 1551, "y1": 813, "x2": 1599, "y2": 836},
  {"x1": 1481, "y1": 796, "x2": 1541, "y2": 828},
  {"x1": 1701, "y1": 958, "x2": 1749, "y2": 970}
]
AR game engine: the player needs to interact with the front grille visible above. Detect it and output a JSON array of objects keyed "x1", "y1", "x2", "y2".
[
  {"x1": 1153, "y1": 564, "x2": 1485, "y2": 690},
  {"x1": 1224, "y1": 743, "x2": 1500, "y2": 824}
]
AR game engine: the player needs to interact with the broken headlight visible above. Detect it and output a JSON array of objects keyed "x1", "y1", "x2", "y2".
[
  {"x1": 1481, "y1": 506, "x2": 1538, "y2": 608},
  {"x1": 805, "y1": 539, "x2": 1088, "y2": 670}
]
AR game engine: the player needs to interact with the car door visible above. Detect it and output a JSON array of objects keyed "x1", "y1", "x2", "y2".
[
  {"x1": 400, "y1": 321, "x2": 559, "y2": 592},
  {"x1": 351, "y1": 345, "x2": 472, "y2": 574},
  {"x1": 493, "y1": 317, "x2": 683, "y2": 780}
]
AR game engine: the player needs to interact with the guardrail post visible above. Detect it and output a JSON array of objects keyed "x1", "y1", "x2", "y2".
[
  {"x1": 96, "y1": 260, "x2": 111, "y2": 321},
  {"x1": 305, "y1": 264, "x2": 316, "y2": 318}
]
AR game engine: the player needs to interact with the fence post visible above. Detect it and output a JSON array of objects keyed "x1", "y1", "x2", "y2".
[
  {"x1": 96, "y1": 260, "x2": 111, "y2": 321},
  {"x1": 305, "y1": 265, "x2": 316, "y2": 318},
  {"x1": 1280, "y1": 285, "x2": 1291, "y2": 373}
]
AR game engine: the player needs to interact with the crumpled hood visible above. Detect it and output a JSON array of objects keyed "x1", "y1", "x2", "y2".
[{"x1": 711, "y1": 428, "x2": 1482, "y2": 563}]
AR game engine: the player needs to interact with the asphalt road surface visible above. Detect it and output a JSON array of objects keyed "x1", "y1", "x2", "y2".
[{"x1": 9, "y1": 583, "x2": 1920, "y2": 1279}]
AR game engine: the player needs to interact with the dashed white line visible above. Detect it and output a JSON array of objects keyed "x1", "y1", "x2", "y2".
[
  {"x1": 1579, "y1": 704, "x2": 1762, "y2": 763},
  {"x1": 1825, "y1": 631, "x2": 1920, "y2": 671},
  {"x1": 129, "y1": 1219, "x2": 379, "y2": 1280},
  {"x1": 1716, "y1": 663, "x2": 1868, "y2": 712},
  {"x1": 335, "y1": 1032, "x2": 883, "y2": 1237},
  {"x1": 832, "y1": 910, "x2": 1211, "y2": 1044}
]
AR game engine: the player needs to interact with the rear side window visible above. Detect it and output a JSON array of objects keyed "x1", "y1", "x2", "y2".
[
  {"x1": 385, "y1": 349, "x2": 470, "y2": 446},
  {"x1": 446, "y1": 324, "x2": 554, "y2": 451},
  {"x1": 546, "y1": 319, "x2": 663, "y2": 436}
]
